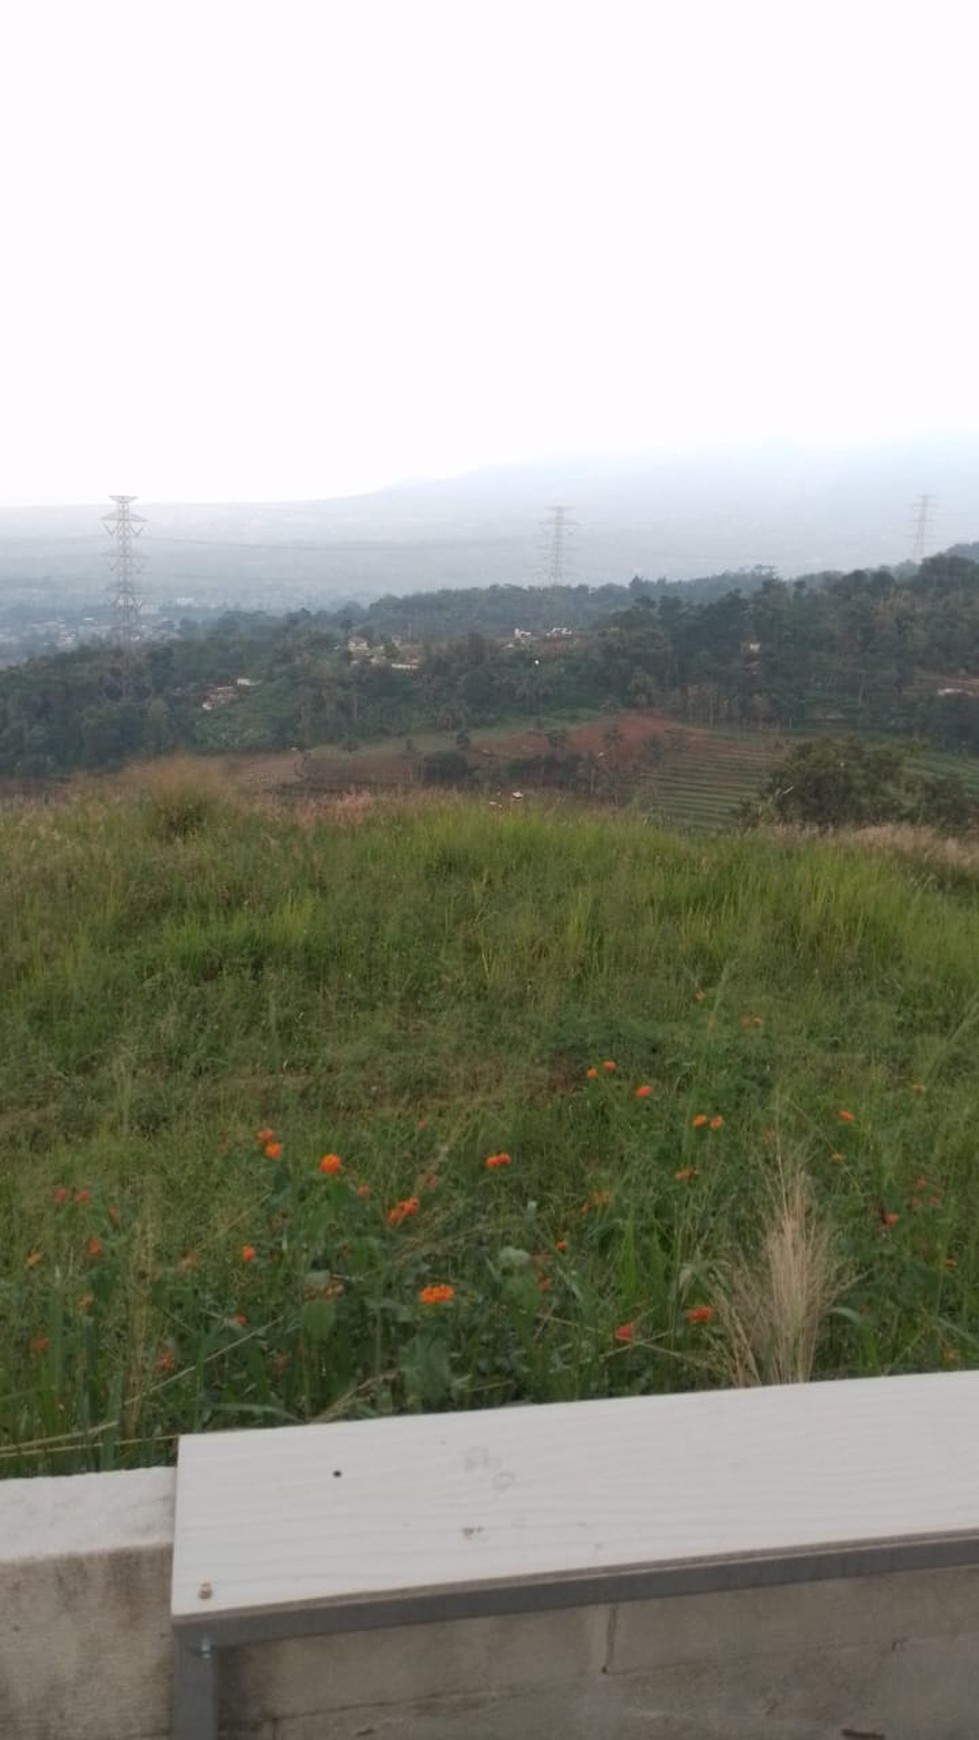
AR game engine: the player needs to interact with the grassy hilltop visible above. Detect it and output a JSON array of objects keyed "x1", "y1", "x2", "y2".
[{"x1": 2, "y1": 767, "x2": 979, "y2": 1474}]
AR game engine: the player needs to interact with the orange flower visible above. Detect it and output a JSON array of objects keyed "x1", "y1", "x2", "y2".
[
  {"x1": 635, "y1": 1084, "x2": 653, "y2": 1099},
  {"x1": 87, "y1": 1236, "x2": 103, "y2": 1260},
  {"x1": 555, "y1": 1238, "x2": 569, "y2": 1252},
  {"x1": 709, "y1": 1115, "x2": 724, "y2": 1130},
  {"x1": 694, "y1": 990, "x2": 706, "y2": 1003},
  {"x1": 881, "y1": 1212, "x2": 900, "y2": 1229},
  {"x1": 419, "y1": 1284, "x2": 455, "y2": 1304},
  {"x1": 613, "y1": 1322, "x2": 635, "y2": 1343},
  {"x1": 256, "y1": 1126, "x2": 276, "y2": 1142},
  {"x1": 232, "y1": 1312, "x2": 248, "y2": 1326},
  {"x1": 417, "y1": 1117, "x2": 430, "y2": 1130},
  {"x1": 30, "y1": 1335, "x2": 50, "y2": 1356},
  {"x1": 838, "y1": 1109, "x2": 855, "y2": 1123},
  {"x1": 155, "y1": 1349, "x2": 176, "y2": 1374},
  {"x1": 318, "y1": 1153, "x2": 342, "y2": 1174},
  {"x1": 356, "y1": 1183, "x2": 372, "y2": 1198},
  {"x1": 685, "y1": 1305, "x2": 715, "y2": 1325},
  {"x1": 24, "y1": 1250, "x2": 43, "y2": 1269},
  {"x1": 692, "y1": 1113, "x2": 708, "y2": 1128},
  {"x1": 241, "y1": 1243, "x2": 257, "y2": 1263},
  {"x1": 586, "y1": 1067, "x2": 599, "y2": 1080},
  {"x1": 944, "y1": 1256, "x2": 958, "y2": 1270},
  {"x1": 75, "y1": 1189, "x2": 91, "y2": 1204},
  {"x1": 78, "y1": 1293, "x2": 94, "y2": 1312},
  {"x1": 674, "y1": 1167, "x2": 698, "y2": 1181},
  {"x1": 51, "y1": 1186, "x2": 70, "y2": 1205},
  {"x1": 914, "y1": 1175, "x2": 928, "y2": 1191},
  {"x1": 537, "y1": 1275, "x2": 553, "y2": 1292},
  {"x1": 387, "y1": 1197, "x2": 420, "y2": 1226},
  {"x1": 485, "y1": 1152, "x2": 512, "y2": 1169},
  {"x1": 603, "y1": 1060, "x2": 617, "y2": 1073},
  {"x1": 264, "y1": 1141, "x2": 284, "y2": 1160},
  {"x1": 107, "y1": 1206, "x2": 121, "y2": 1226}
]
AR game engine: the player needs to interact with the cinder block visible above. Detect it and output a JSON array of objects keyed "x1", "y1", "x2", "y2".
[{"x1": 225, "y1": 1603, "x2": 611, "y2": 1722}]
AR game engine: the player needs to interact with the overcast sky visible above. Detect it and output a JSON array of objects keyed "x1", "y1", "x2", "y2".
[{"x1": 2, "y1": 0, "x2": 976, "y2": 504}]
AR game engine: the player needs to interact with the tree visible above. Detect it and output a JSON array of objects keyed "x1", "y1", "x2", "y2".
[{"x1": 742, "y1": 736, "x2": 977, "y2": 834}]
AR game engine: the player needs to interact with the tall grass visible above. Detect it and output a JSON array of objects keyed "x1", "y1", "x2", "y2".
[{"x1": 1, "y1": 783, "x2": 977, "y2": 1473}]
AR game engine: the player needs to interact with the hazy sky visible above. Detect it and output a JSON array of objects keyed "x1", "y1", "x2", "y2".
[{"x1": 3, "y1": 0, "x2": 976, "y2": 504}]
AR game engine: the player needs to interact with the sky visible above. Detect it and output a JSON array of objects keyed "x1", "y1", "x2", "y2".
[{"x1": 2, "y1": 0, "x2": 977, "y2": 505}]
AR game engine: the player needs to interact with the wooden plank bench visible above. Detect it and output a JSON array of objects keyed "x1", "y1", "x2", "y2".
[{"x1": 170, "y1": 1371, "x2": 979, "y2": 1738}]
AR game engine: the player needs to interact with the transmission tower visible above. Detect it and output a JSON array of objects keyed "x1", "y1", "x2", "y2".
[
  {"x1": 542, "y1": 504, "x2": 575, "y2": 587},
  {"x1": 910, "y1": 493, "x2": 935, "y2": 566},
  {"x1": 102, "y1": 494, "x2": 145, "y2": 648}
]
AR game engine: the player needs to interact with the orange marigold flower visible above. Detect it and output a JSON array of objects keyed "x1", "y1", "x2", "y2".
[
  {"x1": 614, "y1": 1322, "x2": 635, "y2": 1343},
  {"x1": 485, "y1": 1152, "x2": 512, "y2": 1169},
  {"x1": 264, "y1": 1141, "x2": 284, "y2": 1160},
  {"x1": 694, "y1": 990, "x2": 706, "y2": 1003},
  {"x1": 419, "y1": 1284, "x2": 455, "y2": 1304},
  {"x1": 155, "y1": 1349, "x2": 176, "y2": 1374},
  {"x1": 674, "y1": 1167, "x2": 698, "y2": 1181},
  {"x1": 555, "y1": 1238, "x2": 569, "y2": 1253},
  {"x1": 51, "y1": 1186, "x2": 70, "y2": 1205},
  {"x1": 635, "y1": 1084, "x2": 653, "y2": 1099},
  {"x1": 387, "y1": 1197, "x2": 420, "y2": 1226},
  {"x1": 87, "y1": 1236, "x2": 103, "y2": 1259},
  {"x1": 25, "y1": 1250, "x2": 43, "y2": 1269},
  {"x1": 685, "y1": 1305, "x2": 715, "y2": 1325},
  {"x1": 232, "y1": 1312, "x2": 247, "y2": 1326},
  {"x1": 30, "y1": 1335, "x2": 50, "y2": 1356},
  {"x1": 74, "y1": 1189, "x2": 91, "y2": 1204},
  {"x1": 356, "y1": 1183, "x2": 372, "y2": 1198},
  {"x1": 838, "y1": 1109, "x2": 855, "y2": 1123},
  {"x1": 417, "y1": 1117, "x2": 430, "y2": 1130},
  {"x1": 881, "y1": 1212, "x2": 900, "y2": 1229},
  {"x1": 586, "y1": 1067, "x2": 599, "y2": 1080},
  {"x1": 241, "y1": 1244, "x2": 257, "y2": 1263},
  {"x1": 537, "y1": 1275, "x2": 553, "y2": 1292},
  {"x1": 318, "y1": 1153, "x2": 342, "y2": 1174},
  {"x1": 692, "y1": 1113, "x2": 708, "y2": 1128},
  {"x1": 709, "y1": 1114, "x2": 724, "y2": 1130},
  {"x1": 256, "y1": 1126, "x2": 276, "y2": 1142},
  {"x1": 603, "y1": 1060, "x2": 617, "y2": 1073}
]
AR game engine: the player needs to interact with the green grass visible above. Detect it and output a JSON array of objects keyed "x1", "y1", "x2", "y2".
[{"x1": 2, "y1": 777, "x2": 979, "y2": 1474}]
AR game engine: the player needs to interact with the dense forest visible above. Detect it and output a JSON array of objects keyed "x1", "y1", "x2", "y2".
[{"x1": 0, "y1": 554, "x2": 976, "y2": 779}]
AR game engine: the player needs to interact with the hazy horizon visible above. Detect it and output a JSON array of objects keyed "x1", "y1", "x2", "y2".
[{"x1": 4, "y1": 0, "x2": 979, "y2": 508}]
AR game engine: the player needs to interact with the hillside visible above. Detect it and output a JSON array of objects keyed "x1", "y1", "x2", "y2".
[{"x1": 3, "y1": 783, "x2": 978, "y2": 1474}]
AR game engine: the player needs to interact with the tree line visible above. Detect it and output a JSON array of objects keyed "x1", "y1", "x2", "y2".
[{"x1": 0, "y1": 553, "x2": 976, "y2": 780}]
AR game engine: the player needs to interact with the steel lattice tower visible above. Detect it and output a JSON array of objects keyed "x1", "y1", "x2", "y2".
[
  {"x1": 543, "y1": 504, "x2": 574, "y2": 586},
  {"x1": 103, "y1": 494, "x2": 145, "y2": 648},
  {"x1": 910, "y1": 493, "x2": 935, "y2": 566}
]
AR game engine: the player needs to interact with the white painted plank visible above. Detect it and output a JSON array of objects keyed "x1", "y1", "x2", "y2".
[{"x1": 170, "y1": 1373, "x2": 979, "y2": 1620}]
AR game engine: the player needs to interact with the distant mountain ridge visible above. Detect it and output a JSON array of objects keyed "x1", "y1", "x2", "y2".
[{"x1": 2, "y1": 437, "x2": 978, "y2": 604}]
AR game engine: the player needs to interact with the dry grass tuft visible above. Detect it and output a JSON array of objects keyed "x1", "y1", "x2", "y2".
[{"x1": 713, "y1": 1160, "x2": 850, "y2": 1386}]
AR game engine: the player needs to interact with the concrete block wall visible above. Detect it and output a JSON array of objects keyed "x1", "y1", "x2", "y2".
[{"x1": 4, "y1": 1465, "x2": 979, "y2": 1739}]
